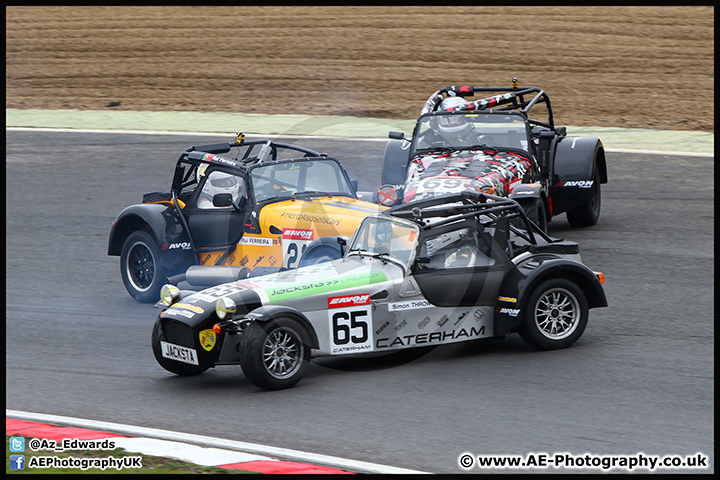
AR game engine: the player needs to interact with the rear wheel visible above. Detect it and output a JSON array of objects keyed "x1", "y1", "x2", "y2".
[
  {"x1": 566, "y1": 166, "x2": 601, "y2": 227},
  {"x1": 518, "y1": 278, "x2": 588, "y2": 350},
  {"x1": 120, "y1": 230, "x2": 167, "y2": 303},
  {"x1": 239, "y1": 319, "x2": 311, "y2": 390}
]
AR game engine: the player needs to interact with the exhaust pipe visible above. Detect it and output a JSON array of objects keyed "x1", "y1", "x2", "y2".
[
  {"x1": 165, "y1": 272, "x2": 187, "y2": 285},
  {"x1": 184, "y1": 265, "x2": 251, "y2": 287}
]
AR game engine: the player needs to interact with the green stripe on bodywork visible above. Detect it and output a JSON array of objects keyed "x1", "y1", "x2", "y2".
[{"x1": 264, "y1": 270, "x2": 387, "y2": 303}]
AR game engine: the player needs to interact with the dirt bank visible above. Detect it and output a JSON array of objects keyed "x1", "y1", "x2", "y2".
[{"x1": 6, "y1": 6, "x2": 714, "y2": 131}]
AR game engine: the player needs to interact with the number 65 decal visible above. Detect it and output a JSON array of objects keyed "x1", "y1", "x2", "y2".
[
  {"x1": 328, "y1": 294, "x2": 374, "y2": 354},
  {"x1": 332, "y1": 310, "x2": 368, "y2": 345}
]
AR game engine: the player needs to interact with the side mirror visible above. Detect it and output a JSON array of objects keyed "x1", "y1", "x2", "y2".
[
  {"x1": 350, "y1": 179, "x2": 359, "y2": 193},
  {"x1": 337, "y1": 236, "x2": 347, "y2": 256},
  {"x1": 213, "y1": 193, "x2": 234, "y2": 208},
  {"x1": 388, "y1": 131, "x2": 406, "y2": 140},
  {"x1": 213, "y1": 194, "x2": 247, "y2": 211}
]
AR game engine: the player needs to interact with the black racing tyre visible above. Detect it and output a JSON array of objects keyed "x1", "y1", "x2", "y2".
[
  {"x1": 297, "y1": 245, "x2": 340, "y2": 268},
  {"x1": 120, "y1": 230, "x2": 167, "y2": 303},
  {"x1": 518, "y1": 278, "x2": 589, "y2": 350},
  {"x1": 514, "y1": 197, "x2": 548, "y2": 233},
  {"x1": 381, "y1": 139, "x2": 410, "y2": 186},
  {"x1": 566, "y1": 166, "x2": 601, "y2": 227},
  {"x1": 239, "y1": 318, "x2": 311, "y2": 390},
  {"x1": 151, "y1": 318, "x2": 210, "y2": 376}
]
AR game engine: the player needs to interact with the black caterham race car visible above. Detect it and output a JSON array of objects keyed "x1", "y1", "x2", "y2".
[{"x1": 377, "y1": 80, "x2": 608, "y2": 231}]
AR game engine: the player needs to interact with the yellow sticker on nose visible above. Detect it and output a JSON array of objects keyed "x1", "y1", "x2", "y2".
[{"x1": 199, "y1": 329, "x2": 216, "y2": 351}]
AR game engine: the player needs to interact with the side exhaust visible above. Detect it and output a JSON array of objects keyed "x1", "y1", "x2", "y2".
[{"x1": 182, "y1": 265, "x2": 251, "y2": 287}]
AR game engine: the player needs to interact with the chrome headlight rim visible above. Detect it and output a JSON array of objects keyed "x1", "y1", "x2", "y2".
[
  {"x1": 160, "y1": 284, "x2": 181, "y2": 307},
  {"x1": 215, "y1": 296, "x2": 237, "y2": 320}
]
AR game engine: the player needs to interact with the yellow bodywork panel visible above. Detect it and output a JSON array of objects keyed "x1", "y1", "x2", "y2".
[{"x1": 198, "y1": 197, "x2": 386, "y2": 271}]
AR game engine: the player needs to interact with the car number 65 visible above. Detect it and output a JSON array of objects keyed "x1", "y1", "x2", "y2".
[{"x1": 328, "y1": 306, "x2": 374, "y2": 354}]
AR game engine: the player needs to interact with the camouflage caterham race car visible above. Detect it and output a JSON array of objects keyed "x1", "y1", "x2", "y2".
[
  {"x1": 152, "y1": 192, "x2": 607, "y2": 390},
  {"x1": 377, "y1": 80, "x2": 608, "y2": 231}
]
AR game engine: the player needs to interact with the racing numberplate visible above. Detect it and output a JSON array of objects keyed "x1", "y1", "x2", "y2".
[{"x1": 160, "y1": 341, "x2": 199, "y2": 365}]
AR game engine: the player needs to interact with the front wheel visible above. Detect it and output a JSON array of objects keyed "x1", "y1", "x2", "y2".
[
  {"x1": 514, "y1": 197, "x2": 547, "y2": 233},
  {"x1": 239, "y1": 319, "x2": 311, "y2": 390},
  {"x1": 518, "y1": 278, "x2": 588, "y2": 350},
  {"x1": 120, "y1": 230, "x2": 167, "y2": 303}
]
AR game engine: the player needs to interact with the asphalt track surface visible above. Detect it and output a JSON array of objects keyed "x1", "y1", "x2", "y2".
[{"x1": 5, "y1": 128, "x2": 714, "y2": 474}]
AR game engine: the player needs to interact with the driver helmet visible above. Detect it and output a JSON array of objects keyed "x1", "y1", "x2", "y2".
[
  {"x1": 437, "y1": 96, "x2": 472, "y2": 136},
  {"x1": 200, "y1": 171, "x2": 242, "y2": 206}
]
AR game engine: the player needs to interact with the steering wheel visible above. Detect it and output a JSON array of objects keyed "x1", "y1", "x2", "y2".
[
  {"x1": 257, "y1": 183, "x2": 291, "y2": 200},
  {"x1": 479, "y1": 135, "x2": 496, "y2": 146},
  {"x1": 444, "y1": 245, "x2": 478, "y2": 268}
]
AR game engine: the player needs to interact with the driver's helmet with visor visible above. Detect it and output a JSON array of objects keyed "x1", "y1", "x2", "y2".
[
  {"x1": 436, "y1": 96, "x2": 473, "y2": 138},
  {"x1": 197, "y1": 170, "x2": 245, "y2": 209}
]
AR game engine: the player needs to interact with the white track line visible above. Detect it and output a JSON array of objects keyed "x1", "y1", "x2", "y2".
[
  {"x1": 5, "y1": 126, "x2": 389, "y2": 142},
  {"x1": 5, "y1": 126, "x2": 714, "y2": 157},
  {"x1": 7, "y1": 410, "x2": 429, "y2": 475}
]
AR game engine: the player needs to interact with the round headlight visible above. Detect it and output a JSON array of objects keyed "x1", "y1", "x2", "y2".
[
  {"x1": 377, "y1": 185, "x2": 399, "y2": 206},
  {"x1": 216, "y1": 297, "x2": 237, "y2": 320},
  {"x1": 160, "y1": 284, "x2": 181, "y2": 307}
]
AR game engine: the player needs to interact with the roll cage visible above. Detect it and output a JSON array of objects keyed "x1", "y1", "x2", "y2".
[
  {"x1": 419, "y1": 79, "x2": 567, "y2": 136},
  {"x1": 169, "y1": 134, "x2": 329, "y2": 194},
  {"x1": 163, "y1": 135, "x2": 357, "y2": 255},
  {"x1": 386, "y1": 191, "x2": 555, "y2": 251}
]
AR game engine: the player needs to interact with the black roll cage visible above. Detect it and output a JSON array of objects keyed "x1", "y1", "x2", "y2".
[
  {"x1": 386, "y1": 191, "x2": 553, "y2": 246},
  {"x1": 165, "y1": 137, "x2": 345, "y2": 254},
  {"x1": 170, "y1": 138, "x2": 327, "y2": 193}
]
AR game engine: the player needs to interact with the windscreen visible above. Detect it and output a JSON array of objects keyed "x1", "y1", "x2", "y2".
[
  {"x1": 414, "y1": 113, "x2": 529, "y2": 153},
  {"x1": 349, "y1": 216, "x2": 418, "y2": 266},
  {"x1": 250, "y1": 159, "x2": 354, "y2": 202}
]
